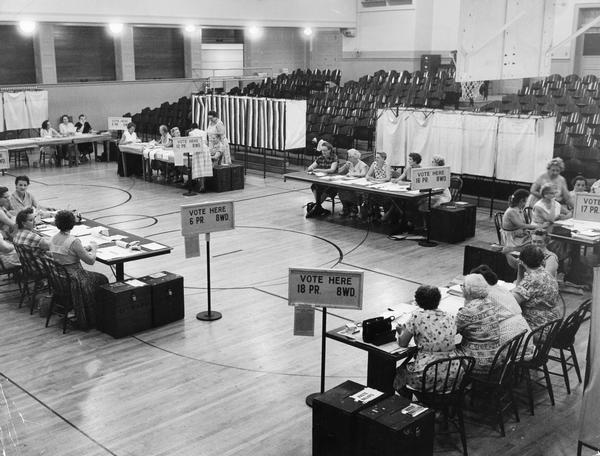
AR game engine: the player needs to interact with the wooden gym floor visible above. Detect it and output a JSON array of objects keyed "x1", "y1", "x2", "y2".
[{"x1": 0, "y1": 162, "x2": 591, "y2": 456}]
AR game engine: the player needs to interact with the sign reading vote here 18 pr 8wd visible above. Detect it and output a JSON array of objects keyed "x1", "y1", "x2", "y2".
[
  {"x1": 181, "y1": 201, "x2": 235, "y2": 236},
  {"x1": 410, "y1": 166, "x2": 451, "y2": 191},
  {"x1": 288, "y1": 268, "x2": 364, "y2": 310}
]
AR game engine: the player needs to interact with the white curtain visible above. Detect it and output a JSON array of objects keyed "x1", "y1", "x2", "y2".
[
  {"x1": 496, "y1": 117, "x2": 554, "y2": 182},
  {"x1": 285, "y1": 99, "x2": 306, "y2": 150},
  {"x1": 375, "y1": 109, "x2": 408, "y2": 166},
  {"x1": 3, "y1": 92, "x2": 28, "y2": 130},
  {"x1": 462, "y1": 114, "x2": 498, "y2": 177},
  {"x1": 376, "y1": 108, "x2": 555, "y2": 182},
  {"x1": 25, "y1": 91, "x2": 48, "y2": 129}
]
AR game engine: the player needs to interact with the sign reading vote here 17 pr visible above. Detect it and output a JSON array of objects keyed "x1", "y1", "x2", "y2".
[
  {"x1": 288, "y1": 268, "x2": 364, "y2": 310},
  {"x1": 410, "y1": 166, "x2": 451, "y2": 190},
  {"x1": 181, "y1": 201, "x2": 235, "y2": 236},
  {"x1": 573, "y1": 192, "x2": 600, "y2": 223}
]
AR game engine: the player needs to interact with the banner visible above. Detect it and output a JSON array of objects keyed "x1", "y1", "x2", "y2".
[{"x1": 579, "y1": 267, "x2": 600, "y2": 450}]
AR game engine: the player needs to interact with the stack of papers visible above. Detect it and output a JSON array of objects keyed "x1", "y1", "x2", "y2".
[
  {"x1": 572, "y1": 230, "x2": 600, "y2": 241},
  {"x1": 349, "y1": 387, "x2": 384, "y2": 403},
  {"x1": 96, "y1": 245, "x2": 137, "y2": 261}
]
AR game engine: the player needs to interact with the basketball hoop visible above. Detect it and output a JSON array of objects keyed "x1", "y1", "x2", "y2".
[{"x1": 460, "y1": 80, "x2": 484, "y2": 102}]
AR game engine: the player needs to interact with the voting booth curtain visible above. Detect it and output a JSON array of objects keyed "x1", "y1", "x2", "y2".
[
  {"x1": 0, "y1": 91, "x2": 48, "y2": 132},
  {"x1": 191, "y1": 95, "x2": 306, "y2": 150},
  {"x1": 375, "y1": 108, "x2": 555, "y2": 183}
]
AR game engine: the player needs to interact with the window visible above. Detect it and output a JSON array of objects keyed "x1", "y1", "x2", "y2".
[
  {"x1": 0, "y1": 25, "x2": 36, "y2": 85},
  {"x1": 583, "y1": 33, "x2": 600, "y2": 56},
  {"x1": 54, "y1": 25, "x2": 116, "y2": 82},
  {"x1": 133, "y1": 27, "x2": 185, "y2": 80}
]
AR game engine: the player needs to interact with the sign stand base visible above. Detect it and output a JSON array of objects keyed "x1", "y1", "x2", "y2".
[
  {"x1": 305, "y1": 392, "x2": 322, "y2": 408},
  {"x1": 418, "y1": 239, "x2": 438, "y2": 247},
  {"x1": 196, "y1": 310, "x2": 222, "y2": 321}
]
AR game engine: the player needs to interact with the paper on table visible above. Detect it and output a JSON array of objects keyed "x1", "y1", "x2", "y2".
[
  {"x1": 70, "y1": 225, "x2": 94, "y2": 236},
  {"x1": 142, "y1": 242, "x2": 166, "y2": 251},
  {"x1": 125, "y1": 279, "x2": 146, "y2": 287},
  {"x1": 96, "y1": 245, "x2": 135, "y2": 260},
  {"x1": 108, "y1": 234, "x2": 127, "y2": 241}
]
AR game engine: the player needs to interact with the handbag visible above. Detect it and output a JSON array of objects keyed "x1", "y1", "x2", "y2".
[{"x1": 362, "y1": 316, "x2": 396, "y2": 345}]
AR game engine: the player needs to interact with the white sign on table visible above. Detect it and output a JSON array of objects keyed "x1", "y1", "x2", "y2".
[
  {"x1": 0, "y1": 148, "x2": 9, "y2": 170},
  {"x1": 108, "y1": 117, "x2": 132, "y2": 131},
  {"x1": 410, "y1": 166, "x2": 451, "y2": 190},
  {"x1": 288, "y1": 268, "x2": 364, "y2": 309},
  {"x1": 573, "y1": 192, "x2": 600, "y2": 223},
  {"x1": 181, "y1": 201, "x2": 235, "y2": 237}
]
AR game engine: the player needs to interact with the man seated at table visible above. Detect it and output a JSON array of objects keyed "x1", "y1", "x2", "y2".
[
  {"x1": 13, "y1": 208, "x2": 50, "y2": 255},
  {"x1": 337, "y1": 149, "x2": 368, "y2": 217},
  {"x1": 8, "y1": 175, "x2": 54, "y2": 217},
  {"x1": 306, "y1": 141, "x2": 338, "y2": 218}
]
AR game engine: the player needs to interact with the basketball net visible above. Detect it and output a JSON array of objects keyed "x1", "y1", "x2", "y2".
[{"x1": 460, "y1": 80, "x2": 483, "y2": 102}]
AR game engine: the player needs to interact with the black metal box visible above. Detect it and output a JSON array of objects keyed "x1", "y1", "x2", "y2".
[
  {"x1": 463, "y1": 240, "x2": 517, "y2": 282},
  {"x1": 313, "y1": 381, "x2": 388, "y2": 456},
  {"x1": 356, "y1": 395, "x2": 435, "y2": 456},
  {"x1": 230, "y1": 164, "x2": 245, "y2": 190},
  {"x1": 206, "y1": 165, "x2": 232, "y2": 192},
  {"x1": 97, "y1": 281, "x2": 152, "y2": 338},
  {"x1": 430, "y1": 203, "x2": 476, "y2": 243},
  {"x1": 138, "y1": 271, "x2": 184, "y2": 327}
]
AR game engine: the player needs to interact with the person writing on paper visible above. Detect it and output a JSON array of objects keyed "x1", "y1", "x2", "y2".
[
  {"x1": 501, "y1": 189, "x2": 537, "y2": 248},
  {"x1": 40, "y1": 120, "x2": 60, "y2": 138},
  {"x1": 0, "y1": 186, "x2": 16, "y2": 237},
  {"x1": 393, "y1": 285, "x2": 458, "y2": 397},
  {"x1": 456, "y1": 274, "x2": 500, "y2": 376},
  {"x1": 49, "y1": 210, "x2": 108, "y2": 330},
  {"x1": 470, "y1": 265, "x2": 530, "y2": 345},
  {"x1": 337, "y1": 149, "x2": 368, "y2": 217},
  {"x1": 393, "y1": 152, "x2": 422, "y2": 183},
  {"x1": 207, "y1": 110, "x2": 232, "y2": 165},
  {"x1": 511, "y1": 245, "x2": 561, "y2": 330},
  {"x1": 528, "y1": 158, "x2": 571, "y2": 209},
  {"x1": 366, "y1": 152, "x2": 391, "y2": 183},
  {"x1": 157, "y1": 125, "x2": 173, "y2": 148},
  {"x1": 119, "y1": 122, "x2": 141, "y2": 145},
  {"x1": 13, "y1": 208, "x2": 50, "y2": 254},
  {"x1": 306, "y1": 141, "x2": 338, "y2": 218}
]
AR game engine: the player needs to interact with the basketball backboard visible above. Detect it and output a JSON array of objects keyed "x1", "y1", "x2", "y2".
[{"x1": 456, "y1": 0, "x2": 555, "y2": 82}]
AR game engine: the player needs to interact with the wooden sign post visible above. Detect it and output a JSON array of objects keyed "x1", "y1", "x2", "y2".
[
  {"x1": 181, "y1": 200, "x2": 235, "y2": 321},
  {"x1": 288, "y1": 267, "x2": 364, "y2": 407},
  {"x1": 410, "y1": 166, "x2": 451, "y2": 247}
]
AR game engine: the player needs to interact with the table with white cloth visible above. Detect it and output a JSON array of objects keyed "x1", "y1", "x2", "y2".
[
  {"x1": 0, "y1": 133, "x2": 112, "y2": 169},
  {"x1": 118, "y1": 143, "x2": 213, "y2": 183}
]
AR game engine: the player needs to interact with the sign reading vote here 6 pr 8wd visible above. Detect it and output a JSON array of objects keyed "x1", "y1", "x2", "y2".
[{"x1": 181, "y1": 201, "x2": 235, "y2": 236}]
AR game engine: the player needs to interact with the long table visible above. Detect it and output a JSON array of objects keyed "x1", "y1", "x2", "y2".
[
  {"x1": 549, "y1": 219, "x2": 600, "y2": 247},
  {"x1": 0, "y1": 133, "x2": 113, "y2": 163},
  {"x1": 326, "y1": 285, "x2": 472, "y2": 393},
  {"x1": 37, "y1": 216, "x2": 172, "y2": 281}
]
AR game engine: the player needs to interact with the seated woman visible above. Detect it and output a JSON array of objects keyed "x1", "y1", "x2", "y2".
[
  {"x1": 569, "y1": 175, "x2": 587, "y2": 208},
  {"x1": 392, "y1": 152, "x2": 422, "y2": 183},
  {"x1": 470, "y1": 265, "x2": 530, "y2": 345},
  {"x1": 74, "y1": 114, "x2": 93, "y2": 161},
  {"x1": 337, "y1": 149, "x2": 368, "y2": 217},
  {"x1": 419, "y1": 155, "x2": 452, "y2": 210},
  {"x1": 40, "y1": 120, "x2": 60, "y2": 165},
  {"x1": 49, "y1": 210, "x2": 109, "y2": 330},
  {"x1": 501, "y1": 189, "x2": 537, "y2": 249},
  {"x1": 361, "y1": 152, "x2": 391, "y2": 220},
  {"x1": 119, "y1": 122, "x2": 141, "y2": 145},
  {"x1": 394, "y1": 285, "x2": 457, "y2": 396},
  {"x1": 306, "y1": 141, "x2": 338, "y2": 218},
  {"x1": 157, "y1": 124, "x2": 173, "y2": 148},
  {"x1": 58, "y1": 114, "x2": 78, "y2": 166},
  {"x1": 13, "y1": 208, "x2": 50, "y2": 254},
  {"x1": 456, "y1": 274, "x2": 501, "y2": 376},
  {"x1": 532, "y1": 183, "x2": 572, "y2": 227},
  {"x1": 511, "y1": 245, "x2": 561, "y2": 330},
  {"x1": 528, "y1": 157, "x2": 571, "y2": 209},
  {"x1": 0, "y1": 186, "x2": 16, "y2": 238}
]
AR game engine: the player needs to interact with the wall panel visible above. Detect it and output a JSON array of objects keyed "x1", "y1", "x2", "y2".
[
  {"x1": 133, "y1": 27, "x2": 185, "y2": 80},
  {"x1": 0, "y1": 25, "x2": 36, "y2": 85}
]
